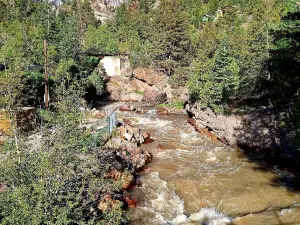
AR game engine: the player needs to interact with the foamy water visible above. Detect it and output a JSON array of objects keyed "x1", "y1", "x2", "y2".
[
  {"x1": 129, "y1": 172, "x2": 232, "y2": 225},
  {"x1": 121, "y1": 108, "x2": 300, "y2": 225}
]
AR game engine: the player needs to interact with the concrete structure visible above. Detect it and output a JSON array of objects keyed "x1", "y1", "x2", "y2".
[
  {"x1": 100, "y1": 56, "x2": 121, "y2": 76},
  {"x1": 100, "y1": 55, "x2": 131, "y2": 77}
]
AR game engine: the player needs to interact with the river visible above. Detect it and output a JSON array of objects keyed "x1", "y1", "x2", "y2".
[{"x1": 118, "y1": 108, "x2": 300, "y2": 225}]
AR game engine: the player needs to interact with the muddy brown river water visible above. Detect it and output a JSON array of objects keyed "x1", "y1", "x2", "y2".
[{"x1": 119, "y1": 109, "x2": 300, "y2": 225}]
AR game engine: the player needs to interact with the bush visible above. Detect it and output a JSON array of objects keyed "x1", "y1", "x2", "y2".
[{"x1": 0, "y1": 81, "x2": 127, "y2": 225}]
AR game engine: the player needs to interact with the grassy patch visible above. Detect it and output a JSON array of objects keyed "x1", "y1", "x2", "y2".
[
  {"x1": 158, "y1": 101, "x2": 184, "y2": 110},
  {"x1": 134, "y1": 90, "x2": 144, "y2": 95}
]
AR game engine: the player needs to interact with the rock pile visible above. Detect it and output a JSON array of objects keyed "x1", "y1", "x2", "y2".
[
  {"x1": 118, "y1": 121, "x2": 152, "y2": 170},
  {"x1": 98, "y1": 118, "x2": 152, "y2": 213}
]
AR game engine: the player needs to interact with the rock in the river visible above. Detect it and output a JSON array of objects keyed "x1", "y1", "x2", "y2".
[
  {"x1": 142, "y1": 132, "x2": 150, "y2": 139},
  {"x1": 120, "y1": 123, "x2": 145, "y2": 144},
  {"x1": 121, "y1": 140, "x2": 152, "y2": 170},
  {"x1": 104, "y1": 119, "x2": 152, "y2": 171},
  {"x1": 124, "y1": 133, "x2": 134, "y2": 142},
  {"x1": 136, "y1": 107, "x2": 146, "y2": 114},
  {"x1": 138, "y1": 134, "x2": 144, "y2": 144},
  {"x1": 123, "y1": 193, "x2": 138, "y2": 208}
]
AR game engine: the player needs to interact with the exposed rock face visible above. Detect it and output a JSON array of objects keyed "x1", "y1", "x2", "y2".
[
  {"x1": 172, "y1": 86, "x2": 189, "y2": 102},
  {"x1": 133, "y1": 68, "x2": 168, "y2": 90},
  {"x1": 130, "y1": 79, "x2": 150, "y2": 92},
  {"x1": 90, "y1": 0, "x2": 128, "y2": 22},
  {"x1": 106, "y1": 75, "x2": 169, "y2": 103},
  {"x1": 143, "y1": 89, "x2": 167, "y2": 106},
  {"x1": 106, "y1": 67, "x2": 188, "y2": 104},
  {"x1": 107, "y1": 76, "x2": 144, "y2": 102},
  {"x1": 186, "y1": 104, "x2": 283, "y2": 151}
]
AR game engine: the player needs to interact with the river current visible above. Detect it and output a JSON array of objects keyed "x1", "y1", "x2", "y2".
[{"x1": 118, "y1": 108, "x2": 300, "y2": 225}]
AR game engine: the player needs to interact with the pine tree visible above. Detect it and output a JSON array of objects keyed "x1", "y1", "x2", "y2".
[{"x1": 151, "y1": 0, "x2": 191, "y2": 76}]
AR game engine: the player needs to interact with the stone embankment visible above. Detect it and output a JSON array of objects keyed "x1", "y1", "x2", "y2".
[{"x1": 186, "y1": 103, "x2": 288, "y2": 152}]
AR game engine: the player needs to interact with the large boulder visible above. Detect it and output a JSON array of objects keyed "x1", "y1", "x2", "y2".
[
  {"x1": 130, "y1": 79, "x2": 150, "y2": 92},
  {"x1": 107, "y1": 76, "x2": 144, "y2": 102},
  {"x1": 143, "y1": 89, "x2": 167, "y2": 106},
  {"x1": 106, "y1": 78, "x2": 123, "y2": 101},
  {"x1": 121, "y1": 140, "x2": 152, "y2": 170},
  {"x1": 172, "y1": 86, "x2": 189, "y2": 102},
  {"x1": 133, "y1": 68, "x2": 168, "y2": 90}
]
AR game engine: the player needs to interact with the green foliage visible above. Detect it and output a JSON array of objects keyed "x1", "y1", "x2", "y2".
[
  {"x1": 0, "y1": 80, "x2": 127, "y2": 225},
  {"x1": 134, "y1": 90, "x2": 144, "y2": 95},
  {"x1": 56, "y1": 12, "x2": 80, "y2": 60},
  {"x1": 86, "y1": 65, "x2": 106, "y2": 96},
  {"x1": 108, "y1": 2, "x2": 155, "y2": 67},
  {"x1": 158, "y1": 101, "x2": 185, "y2": 110},
  {"x1": 0, "y1": 2, "x2": 129, "y2": 223},
  {"x1": 82, "y1": 24, "x2": 119, "y2": 55},
  {"x1": 151, "y1": 0, "x2": 191, "y2": 76}
]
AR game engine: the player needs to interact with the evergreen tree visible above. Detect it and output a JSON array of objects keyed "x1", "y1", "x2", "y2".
[{"x1": 151, "y1": 0, "x2": 191, "y2": 76}]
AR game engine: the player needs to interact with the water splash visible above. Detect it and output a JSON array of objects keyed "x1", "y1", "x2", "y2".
[
  {"x1": 129, "y1": 172, "x2": 185, "y2": 224},
  {"x1": 166, "y1": 208, "x2": 232, "y2": 225},
  {"x1": 188, "y1": 208, "x2": 232, "y2": 225}
]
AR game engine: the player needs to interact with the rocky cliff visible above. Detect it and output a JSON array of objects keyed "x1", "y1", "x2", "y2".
[
  {"x1": 90, "y1": 0, "x2": 128, "y2": 22},
  {"x1": 186, "y1": 103, "x2": 289, "y2": 152},
  {"x1": 106, "y1": 68, "x2": 188, "y2": 105}
]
